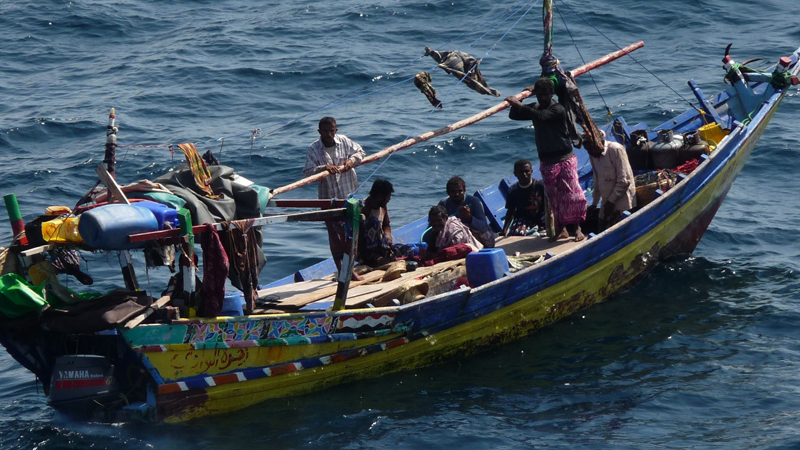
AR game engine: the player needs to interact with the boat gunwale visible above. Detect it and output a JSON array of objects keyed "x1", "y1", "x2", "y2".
[
  {"x1": 402, "y1": 76, "x2": 792, "y2": 307},
  {"x1": 141, "y1": 78, "x2": 792, "y2": 329}
]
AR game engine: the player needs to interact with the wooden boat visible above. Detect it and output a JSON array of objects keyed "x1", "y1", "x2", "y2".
[{"x1": 1, "y1": 1, "x2": 799, "y2": 423}]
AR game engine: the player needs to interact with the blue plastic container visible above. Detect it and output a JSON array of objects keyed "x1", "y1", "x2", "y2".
[
  {"x1": 466, "y1": 248, "x2": 510, "y2": 287},
  {"x1": 406, "y1": 242, "x2": 428, "y2": 256},
  {"x1": 132, "y1": 200, "x2": 179, "y2": 229},
  {"x1": 78, "y1": 204, "x2": 160, "y2": 250},
  {"x1": 221, "y1": 292, "x2": 245, "y2": 316}
]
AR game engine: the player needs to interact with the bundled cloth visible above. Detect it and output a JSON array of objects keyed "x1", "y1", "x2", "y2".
[
  {"x1": 420, "y1": 243, "x2": 473, "y2": 267},
  {"x1": 155, "y1": 164, "x2": 267, "y2": 308},
  {"x1": 177, "y1": 143, "x2": 219, "y2": 199},
  {"x1": 414, "y1": 71, "x2": 443, "y2": 109},
  {"x1": 539, "y1": 51, "x2": 603, "y2": 151},
  {"x1": 435, "y1": 216, "x2": 483, "y2": 252},
  {"x1": 424, "y1": 46, "x2": 500, "y2": 97}
]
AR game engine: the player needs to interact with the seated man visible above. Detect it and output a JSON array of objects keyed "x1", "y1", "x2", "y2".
[
  {"x1": 584, "y1": 132, "x2": 636, "y2": 230},
  {"x1": 501, "y1": 159, "x2": 547, "y2": 236},
  {"x1": 438, "y1": 176, "x2": 495, "y2": 248},
  {"x1": 423, "y1": 205, "x2": 483, "y2": 259},
  {"x1": 358, "y1": 179, "x2": 413, "y2": 267}
]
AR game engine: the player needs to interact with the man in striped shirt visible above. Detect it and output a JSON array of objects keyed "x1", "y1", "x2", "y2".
[{"x1": 303, "y1": 117, "x2": 366, "y2": 277}]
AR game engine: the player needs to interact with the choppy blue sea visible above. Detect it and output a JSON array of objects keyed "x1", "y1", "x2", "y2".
[{"x1": 2, "y1": 0, "x2": 800, "y2": 448}]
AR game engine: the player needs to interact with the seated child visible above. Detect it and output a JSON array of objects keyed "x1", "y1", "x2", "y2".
[{"x1": 501, "y1": 159, "x2": 546, "y2": 236}]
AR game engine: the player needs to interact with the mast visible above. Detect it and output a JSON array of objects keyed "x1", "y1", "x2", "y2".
[
  {"x1": 543, "y1": 0, "x2": 554, "y2": 57},
  {"x1": 541, "y1": 0, "x2": 604, "y2": 151}
]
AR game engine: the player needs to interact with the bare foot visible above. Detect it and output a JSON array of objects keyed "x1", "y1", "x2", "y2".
[
  {"x1": 351, "y1": 272, "x2": 364, "y2": 282},
  {"x1": 550, "y1": 227, "x2": 570, "y2": 242},
  {"x1": 574, "y1": 229, "x2": 586, "y2": 242}
]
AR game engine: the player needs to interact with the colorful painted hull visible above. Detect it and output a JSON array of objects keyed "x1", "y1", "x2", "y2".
[
  {"x1": 116, "y1": 62, "x2": 794, "y2": 422},
  {"x1": 1, "y1": 49, "x2": 798, "y2": 423}
]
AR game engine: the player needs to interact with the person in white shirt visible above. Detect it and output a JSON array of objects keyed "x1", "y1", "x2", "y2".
[{"x1": 303, "y1": 117, "x2": 366, "y2": 277}]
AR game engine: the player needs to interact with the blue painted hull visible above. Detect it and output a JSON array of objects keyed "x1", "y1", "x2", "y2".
[{"x1": 1, "y1": 47, "x2": 797, "y2": 424}]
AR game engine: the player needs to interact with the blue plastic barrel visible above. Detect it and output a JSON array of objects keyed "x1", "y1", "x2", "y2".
[
  {"x1": 465, "y1": 248, "x2": 510, "y2": 287},
  {"x1": 221, "y1": 292, "x2": 245, "y2": 316},
  {"x1": 132, "y1": 200, "x2": 178, "y2": 229},
  {"x1": 78, "y1": 204, "x2": 160, "y2": 250}
]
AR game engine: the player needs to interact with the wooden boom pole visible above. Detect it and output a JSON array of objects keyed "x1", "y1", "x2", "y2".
[{"x1": 271, "y1": 41, "x2": 644, "y2": 197}]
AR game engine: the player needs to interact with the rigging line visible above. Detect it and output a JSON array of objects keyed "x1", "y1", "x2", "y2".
[
  {"x1": 207, "y1": 1, "x2": 534, "y2": 147},
  {"x1": 351, "y1": 1, "x2": 539, "y2": 197},
  {"x1": 555, "y1": 3, "x2": 611, "y2": 116},
  {"x1": 117, "y1": 3, "x2": 535, "y2": 152},
  {"x1": 305, "y1": 0, "x2": 535, "y2": 137},
  {"x1": 285, "y1": 0, "x2": 531, "y2": 135},
  {"x1": 455, "y1": 0, "x2": 538, "y2": 55},
  {"x1": 120, "y1": 3, "x2": 534, "y2": 151},
  {"x1": 477, "y1": 0, "x2": 539, "y2": 60},
  {"x1": 559, "y1": 0, "x2": 695, "y2": 108}
]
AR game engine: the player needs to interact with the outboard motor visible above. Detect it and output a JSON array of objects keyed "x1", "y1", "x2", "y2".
[{"x1": 48, "y1": 355, "x2": 120, "y2": 415}]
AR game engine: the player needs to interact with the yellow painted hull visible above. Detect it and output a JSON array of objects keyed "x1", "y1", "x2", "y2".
[{"x1": 157, "y1": 113, "x2": 771, "y2": 421}]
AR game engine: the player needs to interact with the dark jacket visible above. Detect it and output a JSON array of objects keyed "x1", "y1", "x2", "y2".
[{"x1": 509, "y1": 101, "x2": 574, "y2": 164}]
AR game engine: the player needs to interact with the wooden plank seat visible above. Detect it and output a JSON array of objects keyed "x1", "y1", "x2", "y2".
[{"x1": 249, "y1": 234, "x2": 582, "y2": 314}]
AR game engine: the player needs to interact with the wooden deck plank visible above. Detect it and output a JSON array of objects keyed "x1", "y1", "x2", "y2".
[
  {"x1": 300, "y1": 259, "x2": 466, "y2": 310},
  {"x1": 495, "y1": 234, "x2": 582, "y2": 256},
  {"x1": 253, "y1": 237, "x2": 580, "y2": 312},
  {"x1": 270, "y1": 269, "x2": 387, "y2": 308}
]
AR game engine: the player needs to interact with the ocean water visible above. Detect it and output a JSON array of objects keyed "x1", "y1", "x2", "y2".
[{"x1": 2, "y1": 0, "x2": 800, "y2": 448}]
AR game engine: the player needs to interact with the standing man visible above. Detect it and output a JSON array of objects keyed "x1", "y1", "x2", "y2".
[
  {"x1": 303, "y1": 117, "x2": 366, "y2": 276},
  {"x1": 585, "y1": 131, "x2": 636, "y2": 230},
  {"x1": 506, "y1": 77, "x2": 586, "y2": 242}
]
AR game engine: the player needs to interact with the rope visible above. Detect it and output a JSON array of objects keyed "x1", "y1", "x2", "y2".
[
  {"x1": 218, "y1": 139, "x2": 225, "y2": 161},
  {"x1": 117, "y1": 2, "x2": 534, "y2": 153},
  {"x1": 559, "y1": 0, "x2": 696, "y2": 110},
  {"x1": 239, "y1": 0, "x2": 534, "y2": 145},
  {"x1": 555, "y1": 3, "x2": 612, "y2": 121},
  {"x1": 247, "y1": 128, "x2": 261, "y2": 166},
  {"x1": 350, "y1": 0, "x2": 540, "y2": 197}
]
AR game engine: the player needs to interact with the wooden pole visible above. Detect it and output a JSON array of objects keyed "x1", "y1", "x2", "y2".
[
  {"x1": 4, "y1": 194, "x2": 27, "y2": 245},
  {"x1": 95, "y1": 162, "x2": 140, "y2": 291},
  {"x1": 543, "y1": 0, "x2": 554, "y2": 56},
  {"x1": 570, "y1": 42, "x2": 644, "y2": 77},
  {"x1": 331, "y1": 198, "x2": 360, "y2": 311},
  {"x1": 271, "y1": 42, "x2": 644, "y2": 197},
  {"x1": 128, "y1": 207, "x2": 347, "y2": 244},
  {"x1": 104, "y1": 108, "x2": 118, "y2": 178},
  {"x1": 177, "y1": 208, "x2": 196, "y2": 316}
]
